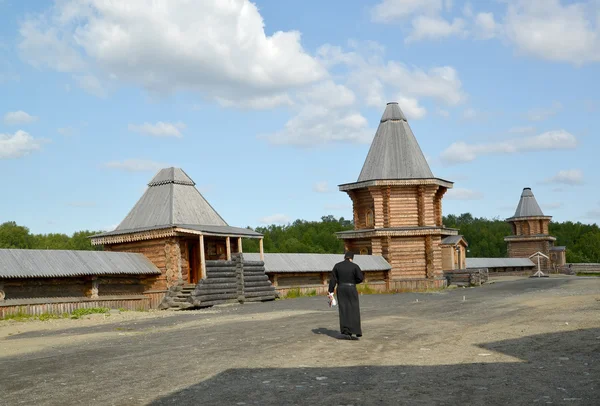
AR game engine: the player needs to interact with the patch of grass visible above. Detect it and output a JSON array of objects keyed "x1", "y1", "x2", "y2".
[
  {"x1": 70, "y1": 307, "x2": 110, "y2": 319},
  {"x1": 1, "y1": 311, "x2": 35, "y2": 322},
  {"x1": 357, "y1": 283, "x2": 378, "y2": 295},
  {"x1": 118, "y1": 307, "x2": 127, "y2": 312},
  {"x1": 38, "y1": 312, "x2": 61, "y2": 321},
  {"x1": 282, "y1": 288, "x2": 318, "y2": 299},
  {"x1": 577, "y1": 272, "x2": 600, "y2": 277}
]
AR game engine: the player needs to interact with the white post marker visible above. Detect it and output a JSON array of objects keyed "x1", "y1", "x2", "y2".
[{"x1": 529, "y1": 251, "x2": 550, "y2": 278}]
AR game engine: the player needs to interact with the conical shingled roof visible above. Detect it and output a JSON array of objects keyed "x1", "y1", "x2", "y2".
[
  {"x1": 357, "y1": 102, "x2": 434, "y2": 182},
  {"x1": 114, "y1": 167, "x2": 228, "y2": 232},
  {"x1": 510, "y1": 188, "x2": 546, "y2": 219}
]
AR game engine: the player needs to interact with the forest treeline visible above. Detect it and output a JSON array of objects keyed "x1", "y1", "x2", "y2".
[{"x1": 2, "y1": 214, "x2": 599, "y2": 262}]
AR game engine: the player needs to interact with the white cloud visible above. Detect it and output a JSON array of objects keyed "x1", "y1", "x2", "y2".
[
  {"x1": 397, "y1": 96, "x2": 427, "y2": 119},
  {"x1": 504, "y1": 0, "x2": 600, "y2": 65},
  {"x1": 543, "y1": 169, "x2": 584, "y2": 185},
  {"x1": 128, "y1": 122, "x2": 185, "y2": 138},
  {"x1": 3, "y1": 110, "x2": 38, "y2": 125},
  {"x1": 474, "y1": 12, "x2": 499, "y2": 40},
  {"x1": 527, "y1": 101, "x2": 562, "y2": 121},
  {"x1": 446, "y1": 188, "x2": 484, "y2": 200},
  {"x1": 313, "y1": 181, "x2": 330, "y2": 193},
  {"x1": 18, "y1": 0, "x2": 326, "y2": 105},
  {"x1": 103, "y1": 159, "x2": 168, "y2": 172},
  {"x1": 259, "y1": 214, "x2": 291, "y2": 225},
  {"x1": 261, "y1": 105, "x2": 373, "y2": 147},
  {"x1": 441, "y1": 130, "x2": 578, "y2": 164},
  {"x1": 318, "y1": 43, "x2": 467, "y2": 107},
  {"x1": 216, "y1": 94, "x2": 294, "y2": 110},
  {"x1": 406, "y1": 16, "x2": 467, "y2": 43},
  {"x1": 74, "y1": 74, "x2": 106, "y2": 98},
  {"x1": 371, "y1": 0, "x2": 444, "y2": 23},
  {"x1": 0, "y1": 130, "x2": 45, "y2": 159}
]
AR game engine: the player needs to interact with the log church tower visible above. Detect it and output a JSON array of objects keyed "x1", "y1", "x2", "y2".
[
  {"x1": 504, "y1": 187, "x2": 565, "y2": 270},
  {"x1": 336, "y1": 102, "x2": 458, "y2": 290}
]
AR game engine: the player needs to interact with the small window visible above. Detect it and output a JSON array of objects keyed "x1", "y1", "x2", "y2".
[
  {"x1": 366, "y1": 209, "x2": 374, "y2": 228},
  {"x1": 360, "y1": 248, "x2": 368, "y2": 255}
]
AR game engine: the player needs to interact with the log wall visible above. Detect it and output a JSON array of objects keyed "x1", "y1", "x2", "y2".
[
  {"x1": 507, "y1": 240, "x2": 552, "y2": 270},
  {"x1": 105, "y1": 238, "x2": 181, "y2": 290}
]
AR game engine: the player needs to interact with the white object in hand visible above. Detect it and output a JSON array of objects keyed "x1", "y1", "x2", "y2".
[{"x1": 328, "y1": 292, "x2": 337, "y2": 307}]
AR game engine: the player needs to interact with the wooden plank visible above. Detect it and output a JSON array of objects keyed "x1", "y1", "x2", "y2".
[
  {"x1": 199, "y1": 235, "x2": 206, "y2": 280},
  {"x1": 226, "y1": 237, "x2": 231, "y2": 261}
]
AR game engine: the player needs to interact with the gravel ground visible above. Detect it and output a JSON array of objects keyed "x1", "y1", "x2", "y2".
[{"x1": 1, "y1": 276, "x2": 599, "y2": 406}]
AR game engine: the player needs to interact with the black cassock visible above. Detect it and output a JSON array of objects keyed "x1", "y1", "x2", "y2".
[{"x1": 328, "y1": 259, "x2": 364, "y2": 336}]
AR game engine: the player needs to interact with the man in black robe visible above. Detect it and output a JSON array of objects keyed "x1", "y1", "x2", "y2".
[{"x1": 328, "y1": 251, "x2": 364, "y2": 340}]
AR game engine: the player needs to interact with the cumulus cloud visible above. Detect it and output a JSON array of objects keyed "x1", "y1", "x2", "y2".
[
  {"x1": 259, "y1": 214, "x2": 291, "y2": 225},
  {"x1": 3, "y1": 110, "x2": 38, "y2": 125},
  {"x1": 440, "y1": 130, "x2": 578, "y2": 164},
  {"x1": 0, "y1": 130, "x2": 45, "y2": 159},
  {"x1": 474, "y1": 12, "x2": 499, "y2": 39},
  {"x1": 406, "y1": 16, "x2": 467, "y2": 43},
  {"x1": 445, "y1": 188, "x2": 484, "y2": 200},
  {"x1": 18, "y1": 0, "x2": 326, "y2": 105},
  {"x1": 504, "y1": 0, "x2": 600, "y2": 65},
  {"x1": 318, "y1": 42, "x2": 467, "y2": 107},
  {"x1": 543, "y1": 169, "x2": 584, "y2": 185},
  {"x1": 74, "y1": 74, "x2": 106, "y2": 98},
  {"x1": 103, "y1": 159, "x2": 168, "y2": 172},
  {"x1": 371, "y1": 0, "x2": 445, "y2": 23},
  {"x1": 128, "y1": 122, "x2": 185, "y2": 138},
  {"x1": 397, "y1": 96, "x2": 427, "y2": 119}
]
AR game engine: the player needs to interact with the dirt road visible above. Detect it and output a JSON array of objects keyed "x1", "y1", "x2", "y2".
[{"x1": 1, "y1": 276, "x2": 599, "y2": 405}]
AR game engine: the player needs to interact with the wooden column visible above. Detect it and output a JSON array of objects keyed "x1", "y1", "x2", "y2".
[
  {"x1": 0, "y1": 280, "x2": 5, "y2": 302},
  {"x1": 199, "y1": 234, "x2": 206, "y2": 280},
  {"x1": 417, "y1": 186, "x2": 426, "y2": 227},
  {"x1": 237, "y1": 237, "x2": 242, "y2": 253},
  {"x1": 259, "y1": 238, "x2": 264, "y2": 261},
  {"x1": 369, "y1": 187, "x2": 385, "y2": 229},
  {"x1": 384, "y1": 186, "x2": 391, "y2": 228},
  {"x1": 226, "y1": 237, "x2": 231, "y2": 261},
  {"x1": 425, "y1": 235, "x2": 434, "y2": 278}
]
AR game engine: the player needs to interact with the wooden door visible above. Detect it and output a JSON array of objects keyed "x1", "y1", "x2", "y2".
[{"x1": 188, "y1": 241, "x2": 199, "y2": 284}]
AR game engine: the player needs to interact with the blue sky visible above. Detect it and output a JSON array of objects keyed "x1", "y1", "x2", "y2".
[{"x1": 1, "y1": 0, "x2": 599, "y2": 235}]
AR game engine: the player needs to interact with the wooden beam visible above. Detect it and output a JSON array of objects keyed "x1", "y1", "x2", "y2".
[
  {"x1": 199, "y1": 234, "x2": 206, "y2": 280},
  {"x1": 259, "y1": 238, "x2": 264, "y2": 261},
  {"x1": 238, "y1": 237, "x2": 243, "y2": 253},
  {"x1": 226, "y1": 237, "x2": 231, "y2": 261}
]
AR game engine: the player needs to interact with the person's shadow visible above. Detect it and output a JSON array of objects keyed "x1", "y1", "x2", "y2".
[{"x1": 312, "y1": 328, "x2": 350, "y2": 340}]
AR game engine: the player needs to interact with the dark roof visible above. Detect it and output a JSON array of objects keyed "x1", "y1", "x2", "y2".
[
  {"x1": 93, "y1": 167, "x2": 261, "y2": 239},
  {"x1": 509, "y1": 188, "x2": 546, "y2": 219},
  {"x1": 441, "y1": 235, "x2": 468, "y2": 246},
  {"x1": 243, "y1": 253, "x2": 391, "y2": 273},
  {"x1": 0, "y1": 249, "x2": 161, "y2": 278},
  {"x1": 93, "y1": 224, "x2": 262, "y2": 239},
  {"x1": 357, "y1": 102, "x2": 435, "y2": 182},
  {"x1": 466, "y1": 258, "x2": 535, "y2": 268}
]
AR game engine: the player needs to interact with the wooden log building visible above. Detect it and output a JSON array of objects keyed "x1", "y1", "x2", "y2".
[
  {"x1": 0, "y1": 249, "x2": 161, "y2": 318},
  {"x1": 336, "y1": 102, "x2": 461, "y2": 290},
  {"x1": 90, "y1": 168, "x2": 277, "y2": 309},
  {"x1": 504, "y1": 187, "x2": 566, "y2": 271}
]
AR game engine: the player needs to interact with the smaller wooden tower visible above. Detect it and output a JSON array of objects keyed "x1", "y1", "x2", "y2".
[
  {"x1": 336, "y1": 102, "x2": 458, "y2": 290},
  {"x1": 504, "y1": 187, "x2": 564, "y2": 270}
]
